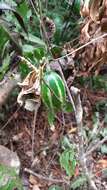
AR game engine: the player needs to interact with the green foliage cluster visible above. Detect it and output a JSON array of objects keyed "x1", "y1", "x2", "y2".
[
  {"x1": 0, "y1": 164, "x2": 23, "y2": 190},
  {"x1": 0, "y1": 1, "x2": 81, "y2": 189},
  {"x1": 0, "y1": 0, "x2": 81, "y2": 78},
  {"x1": 60, "y1": 148, "x2": 77, "y2": 177}
]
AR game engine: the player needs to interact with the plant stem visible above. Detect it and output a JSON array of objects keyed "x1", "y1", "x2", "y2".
[
  {"x1": 70, "y1": 86, "x2": 98, "y2": 190},
  {"x1": 31, "y1": 102, "x2": 41, "y2": 161}
]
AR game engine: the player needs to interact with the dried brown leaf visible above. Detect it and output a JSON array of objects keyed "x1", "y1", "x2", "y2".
[
  {"x1": 90, "y1": 0, "x2": 102, "y2": 22},
  {"x1": 33, "y1": 185, "x2": 41, "y2": 190}
]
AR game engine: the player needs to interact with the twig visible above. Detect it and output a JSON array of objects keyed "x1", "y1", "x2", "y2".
[
  {"x1": 54, "y1": 33, "x2": 107, "y2": 61},
  {"x1": 29, "y1": 0, "x2": 52, "y2": 55},
  {"x1": 38, "y1": 0, "x2": 53, "y2": 54},
  {"x1": 28, "y1": 0, "x2": 39, "y2": 19},
  {"x1": 31, "y1": 102, "x2": 41, "y2": 161},
  {"x1": 19, "y1": 56, "x2": 38, "y2": 72},
  {"x1": 24, "y1": 168, "x2": 70, "y2": 185},
  {"x1": 85, "y1": 136, "x2": 107, "y2": 157}
]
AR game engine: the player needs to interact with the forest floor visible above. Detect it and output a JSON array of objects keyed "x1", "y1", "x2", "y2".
[{"x1": 0, "y1": 84, "x2": 107, "y2": 190}]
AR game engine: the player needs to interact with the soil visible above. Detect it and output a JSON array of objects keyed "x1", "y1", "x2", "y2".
[{"x1": 0, "y1": 85, "x2": 107, "y2": 189}]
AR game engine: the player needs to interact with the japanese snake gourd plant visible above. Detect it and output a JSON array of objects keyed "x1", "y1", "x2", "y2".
[{"x1": 18, "y1": 56, "x2": 67, "y2": 126}]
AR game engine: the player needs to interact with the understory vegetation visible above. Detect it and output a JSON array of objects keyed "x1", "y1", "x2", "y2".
[{"x1": 0, "y1": 0, "x2": 107, "y2": 190}]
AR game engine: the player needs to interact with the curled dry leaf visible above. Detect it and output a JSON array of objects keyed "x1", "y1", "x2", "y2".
[
  {"x1": 17, "y1": 70, "x2": 40, "y2": 107},
  {"x1": 89, "y1": 0, "x2": 102, "y2": 22},
  {"x1": 81, "y1": 0, "x2": 103, "y2": 22},
  {"x1": 81, "y1": 0, "x2": 90, "y2": 17},
  {"x1": 80, "y1": 20, "x2": 91, "y2": 43}
]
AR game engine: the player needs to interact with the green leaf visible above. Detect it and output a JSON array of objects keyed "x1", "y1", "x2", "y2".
[
  {"x1": 71, "y1": 175, "x2": 87, "y2": 189},
  {"x1": 41, "y1": 71, "x2": 66, "y2": 111},
  {"x1": 17, "y1": 0, "x2": 29, "y2": 18},
  {"x1": 92, "y1": 76, "x2": 107, "y2": 91},
  {"x1": 0, "y1": 23, "x2": 22, "y2": 54},
  {"x1": 25, "y1": 34, "x2": 45, "y2": 46},
  {"x1": 101, "y1": 144, "x2": 107, "y2": 154},
  {"x1": 47, "y1": 111, "x2": 55, "y2": 127},
  {"x1": 48, "y1": 185, "x2": 63, "y2": 190},
  {"x1": 34, "y1": 47, "x2": 45, "y2": 61},
  {"x1": 63, "y1": 101, "x2": 73, "y2": 113},
  {"x1": 51, "y1": 46, "x2": 62, "y2": 58},
  {"x1": 61, "y1": 136, "x2": 72, "y2": 149},
  {"x1": 59, "y1": 148, "x2": 76, "y2": 177},
  {"x1": 0, "y1": 2, "x2": 27, "y2": 33},
  {"x1": 19, "y1": 62, "x2": 30, "y2": 77},
  {"x1": 22, "y1": 44, "x2": 34, "y2": 53},
  {"x1": 0, "y1": 164, "x2": 23, "y2": 190},
  {"x1": 72, "y1": 0, "x2": 81, "y2": 15},
  {"x1": 52, "y1": 14, "x2": 63, "y2": 44},
  {"x1": 0, "y1": 27, "x2": 8, "y2": 54}
]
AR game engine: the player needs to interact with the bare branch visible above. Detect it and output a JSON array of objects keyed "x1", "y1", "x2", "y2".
[
  {"x1": 70, "y1": 86, "x2": 98, "y2": 190},
  {"x1": 24, "y1": 168, "x2": 70, "y2": 185}
]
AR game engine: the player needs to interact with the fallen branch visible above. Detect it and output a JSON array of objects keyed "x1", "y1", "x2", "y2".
[{"x1": 24, "y1": 168, "x2": 70, "y2": 185}]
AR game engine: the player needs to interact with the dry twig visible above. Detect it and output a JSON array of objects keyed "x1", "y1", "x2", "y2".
[
  {"x1": 24, "y1": 168, "x2": 70, "y2": 185},
  {"x1": 31, "y1": 102, "x2": 41, "y2": 161},
  {"x1": 55, "y1": 33, "x2": 107, "y2": 61}
]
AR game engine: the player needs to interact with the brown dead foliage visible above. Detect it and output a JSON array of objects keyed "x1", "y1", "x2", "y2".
[{"x1": 79, "y1": 0, "x2": 107, "y2": 76}]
